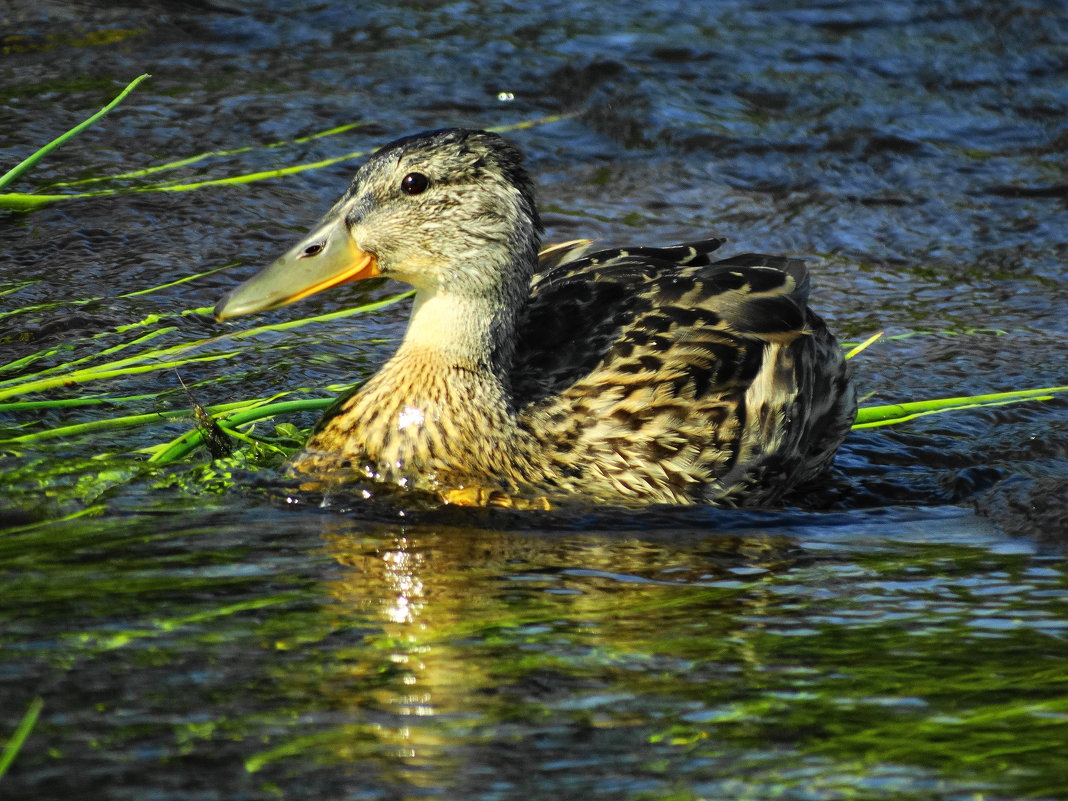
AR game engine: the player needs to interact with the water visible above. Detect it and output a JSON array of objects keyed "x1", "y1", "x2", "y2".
[{"x1": 2, "y1": 1, "x2": 1067, "y2": 799}]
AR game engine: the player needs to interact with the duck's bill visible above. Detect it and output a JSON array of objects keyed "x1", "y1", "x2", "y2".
[{"x1": 214, "y1": 218, "x2": 380, "y2": 321}]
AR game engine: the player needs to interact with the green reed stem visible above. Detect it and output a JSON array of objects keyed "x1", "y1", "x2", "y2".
[
  {"x1": 852, "y1": 386, "x2": 1067, "y2": 429},
  {"x1": 118, "y1": 264, "x2": 236, "y2": 297},
  {"x1": 0, "y1": 398, "x2": 268, "y2": 446},
  {"x1": 0, "y1": 697, "x2": 43, "y2": 781},
  {"x1": 0, "y1": 74, "x2": 150, "y2": 191},
  {"x1": 143, "y1": 386, "x2": 1068, "y2": 464},
  {"x1": 45, "y1": 122, "x2": 368, "y2": 188},
  {"x1": 150, "y1": 398, "x2": 333, "y2": 463},
  {"x1": 0, "y1": 328, "x2": 178, "y2": 381},
  {"x1": 0, "y1": 111, "x2": 577, "y2": 209},
  {"x1": 0, "y1": 281, "x2": 37, "y2": 297},
  {"x1": 0, "y1": 266, "x2": 228, "y2": 324},
  {"x1": 844, "y1": 331, "x2": 883, "y2": 360},
  {"x1": 0, "y1": 392, "x2": 176, "y2": 413},
  {"x1": 0, "y1": 291, "x2": 411, "y2": 402},
  {"x1": 0, "y1": 352, "x2": 241, "y2": 402}
]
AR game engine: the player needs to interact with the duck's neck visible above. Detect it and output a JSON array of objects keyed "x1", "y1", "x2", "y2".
[
  {"x1": 370, "y1": 282, "x2": 522, "y2": 443},
  {"x1": 299, "y1": 273, "x2": 533, "y2": 487},
  {"x1": 399, "y1": 285, "x2": 519, "y2": 378}
]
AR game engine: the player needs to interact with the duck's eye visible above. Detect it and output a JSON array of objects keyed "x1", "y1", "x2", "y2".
[{"x1": 400, "y1": 172, "x2": 430, "y2": 196}]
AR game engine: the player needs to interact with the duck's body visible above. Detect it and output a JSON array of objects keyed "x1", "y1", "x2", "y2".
[{"x1": 216, "y1": 129, "x2": 855, "y2": 506}]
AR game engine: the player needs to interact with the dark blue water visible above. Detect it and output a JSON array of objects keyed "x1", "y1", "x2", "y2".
[{"x1": 2, "y1": 1, "x2": 1067, "y2": 799}]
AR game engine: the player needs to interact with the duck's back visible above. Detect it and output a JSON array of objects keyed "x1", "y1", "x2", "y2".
[{"x1": 511, "y1": 239, "x2": 856, "y2": 505}]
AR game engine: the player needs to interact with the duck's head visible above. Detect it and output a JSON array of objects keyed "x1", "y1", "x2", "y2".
[{"x1": 214, "y1": 128, "x2": 543, "y2": 321}]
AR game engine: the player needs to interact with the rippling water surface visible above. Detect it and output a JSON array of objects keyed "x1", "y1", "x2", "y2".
[{"x1": 2, "y1": 1, "x2": 1066, "y2": 799}]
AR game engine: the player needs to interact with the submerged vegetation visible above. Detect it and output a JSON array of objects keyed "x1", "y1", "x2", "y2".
[{"x1": 1, "y1": 75, "x2": 1066, "y2": 502}]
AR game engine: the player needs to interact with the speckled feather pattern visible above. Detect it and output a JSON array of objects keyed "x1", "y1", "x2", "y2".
[
  {"x1": 510, "y1": 242, "x2": 855, "y2": 504},
  {"x1": 287, "y1": 129, "x2": 855, "y2": 505}
]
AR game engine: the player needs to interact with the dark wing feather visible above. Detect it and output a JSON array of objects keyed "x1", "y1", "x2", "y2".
[
  {"x1": 513, "y1": 243, "x2": 808, "y2": 404},
  {"x1": 510, "y1": 241, "x2": 854, "y2": 504}
]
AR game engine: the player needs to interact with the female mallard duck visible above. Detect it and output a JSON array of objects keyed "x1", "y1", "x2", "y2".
[{"x1": 215, "y1": 128, "x2": 855, "y2": 506}]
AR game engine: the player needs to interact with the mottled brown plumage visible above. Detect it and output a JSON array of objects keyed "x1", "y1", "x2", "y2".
[{"x1": 215, "y1": 128, "x2": 855, "y2": 506}]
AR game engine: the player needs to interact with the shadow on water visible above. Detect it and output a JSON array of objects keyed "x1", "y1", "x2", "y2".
[{"x1": 2, "y1": 0, "x2": 1068, "y2": 798}]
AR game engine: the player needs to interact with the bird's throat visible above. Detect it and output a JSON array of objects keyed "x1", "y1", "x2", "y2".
[
  {"x1": 401, "y1": 286, "x2": 519, "y2": 375},
  {"x1": 295, "y1": 288, "x2": 526, "y2": 488}
]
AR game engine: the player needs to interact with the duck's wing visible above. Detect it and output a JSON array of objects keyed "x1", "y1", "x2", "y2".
[
  {"x1": 511, "y1": 241, "x2": 853, "y2": 504},
  {"x1": 536, "y1": 239, "x2": 595, "y2": 271},
  {"x1": 529, "y1": 237, "x2": 727, "y2": 291},
  {"x1": 513, "y1": 239, "x2": 806, "y2": 405}
]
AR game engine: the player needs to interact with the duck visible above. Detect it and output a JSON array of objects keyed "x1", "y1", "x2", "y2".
[{"x1": 215, "y1": 128, "x2": 856, "y2": 507}]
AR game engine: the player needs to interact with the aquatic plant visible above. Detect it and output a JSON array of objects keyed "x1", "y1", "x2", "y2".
[
  {"x1": 2, "y1": 269, "x2": 1063, "y2": 472},
  {"x1": 0, "y1": 698, "x2": 42, "y2": 782},
  {"x1": 0, "y1": 75, "x2": 150, "y2": 210},
  {"x1": 0, "y1": 74, "x2": 574, "y2": 211}
]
